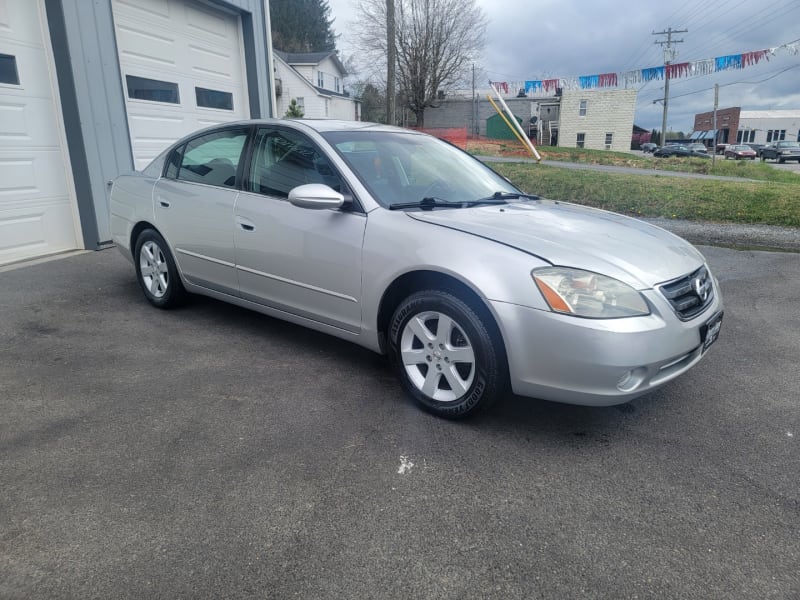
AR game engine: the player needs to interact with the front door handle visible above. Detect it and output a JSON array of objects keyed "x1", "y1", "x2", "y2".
[{"x1": 236, "y1": 216, "x2": 256, "y2": 232}]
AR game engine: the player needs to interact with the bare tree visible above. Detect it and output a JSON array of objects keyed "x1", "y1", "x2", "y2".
[{"x1": 354, "y1": 0, "x2": 487, "y2": 127}]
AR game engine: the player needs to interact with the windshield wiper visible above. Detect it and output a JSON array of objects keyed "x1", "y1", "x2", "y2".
[
  {"x1": 388, "y1": 191, "x2": 540, "y2": 211},
  {"x1": 388, "y1": 197, "x2": 457, "y2": 211},
  {"x1": 467, "y1": 191, "x2": 540, "y2": 205}
]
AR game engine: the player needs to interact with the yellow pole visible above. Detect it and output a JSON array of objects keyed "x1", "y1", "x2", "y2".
[
  {"x1": 487, "y1": 96, "x2": 528, "y2": 150},
  {"x1": 489, "y1": 85, "x2": 542, "y2": 161}
]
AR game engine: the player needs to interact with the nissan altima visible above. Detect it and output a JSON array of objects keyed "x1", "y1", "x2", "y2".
[{"x1": 110, "y1": 120, "x2": 723, "y2": 418}]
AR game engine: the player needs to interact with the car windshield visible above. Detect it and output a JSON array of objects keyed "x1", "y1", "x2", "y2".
[
  {"x1": 322, "y1": 130, "x2": 520, "y2": 209},
  {"x1": 777, "y1": 141, "x2": 800, "y2": 148}
]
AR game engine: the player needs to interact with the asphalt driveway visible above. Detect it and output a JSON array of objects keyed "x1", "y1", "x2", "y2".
[{"x1": 1, "y1": 246, "x2": 798, "y2": 599}]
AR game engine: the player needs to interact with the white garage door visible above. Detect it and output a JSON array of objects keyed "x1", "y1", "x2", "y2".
[
  {"x1": 113, "y1": 0, "x2": 249, "y2": 170},
  {"x1": 0, "y1": 0, "x2": 80, "y2": 265}
]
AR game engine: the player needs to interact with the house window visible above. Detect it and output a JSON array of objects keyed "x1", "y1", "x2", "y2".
[
  {"x1": 579, "y1": 100, "x2": 587, "y2": 116},
  {"x1": 738, "y1": 130, "x2": 756, "y2": 143},
  {"x1": 126, "y1": 75, "x2": 179, "y2": 104},
  {"x1": 335, "y1": 77, "x2": 340, "y2": 93},
  {"x1": 767, "y1": 129, "x2": 786, "y2": 142},
  {"x1": 317, "y1": 71, "x2": 324, "y2": 87},
  {"x1": 576, "y1": 133, "x2": 585, "y2": 148},
  {"x1": 605, "y1": 132, "x2": 613, "y2": 149},
  {"x1": 296, "y1": 97, "x2": 304, "y2": 111},
  {"x1": 0, "y1": 53, "x2": 20, "y2": 85},
  {"x1": 195, "y1": 87, "x2": 233, "y2": 110}
]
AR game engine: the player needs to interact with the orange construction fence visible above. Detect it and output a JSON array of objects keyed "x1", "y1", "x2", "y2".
[{"x1": 410, "y1": 127, "x2": 468, "y2": 149}]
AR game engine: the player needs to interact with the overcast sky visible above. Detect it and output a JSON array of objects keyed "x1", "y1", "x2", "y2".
[{"x1": 325, "y1": 0, "x2": 800, "y2": 132}]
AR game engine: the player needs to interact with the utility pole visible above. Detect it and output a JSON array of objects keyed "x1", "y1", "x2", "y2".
[
  {"x1": 472, "y1": 63, "x2": 477, "y2": 136},
  {"x1": 712, "y1": 83, "x2": 719, "y2": 166},
  {"x1": 653, "y1": 27, "x2": 686, "y2": 145},
  {"x1": 386, "y1": 0, "x2": 396, "y2": 126}
]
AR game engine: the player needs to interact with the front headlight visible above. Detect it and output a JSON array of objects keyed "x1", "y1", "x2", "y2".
[{"x1": 532, "y1": 267, "x2": 650, "y2": 318}]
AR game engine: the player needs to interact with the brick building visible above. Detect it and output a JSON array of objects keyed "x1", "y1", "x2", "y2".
[
  {"x1": 693, "y1": 107, "x2": 800, "y2": 146},
  {"x1": 693, "y1": 107, "x2": 741, "y2": 147}
]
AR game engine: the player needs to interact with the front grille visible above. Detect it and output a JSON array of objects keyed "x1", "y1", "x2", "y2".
[{"x1": 658, "y1": 265, "x2": 714, "y2": 320}]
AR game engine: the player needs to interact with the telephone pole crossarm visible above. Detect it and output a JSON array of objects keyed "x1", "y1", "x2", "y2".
[{"x1": 653, "y1": 27, "x2": 687, "y2": 144}]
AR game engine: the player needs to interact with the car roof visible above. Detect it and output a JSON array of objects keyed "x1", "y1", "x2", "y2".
[{"x1": 221, "y1": 118, "x2": 415, "y2": 135}]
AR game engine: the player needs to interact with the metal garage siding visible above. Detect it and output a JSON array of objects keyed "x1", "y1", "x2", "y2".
[
  {"x1": 0, "y1": 0, "x2": 80, "y2": 265},
  {"x1": 112, "y1": 0, "x2": 249, "y2": 170}
]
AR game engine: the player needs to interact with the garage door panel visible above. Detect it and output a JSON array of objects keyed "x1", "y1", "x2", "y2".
[
  {"x1": 0, "y1": 0, "x2": 41, "y2": 44},
  {"x1": 0, "y1": 96, "x2": 62, "y2": 147},
  {"x1": 2, "y1": 41, "x2": 58, "y2": 99},
  {"x1": 114, "y1": 0, "x2": 171, "y2": 22},
  {"x1": 0, "y1": 202, "x2": 78, "y2": 259},
  {"x1": 188, "y1": 45, "x2": 238, "y2": 82},
  {"x1": 0, "y1": 151, "x2": 70, "y2": 202},
  {"x1": 115, "y1": 23, "x2": 177, "y2": 68},
  {"x1": 185, "y1": 4, "x2": 232, "y2": 43}
]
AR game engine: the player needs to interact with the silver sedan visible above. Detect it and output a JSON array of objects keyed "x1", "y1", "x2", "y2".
[{"x1": 110, "y1": 120, "x2": 723, "y2": 418}]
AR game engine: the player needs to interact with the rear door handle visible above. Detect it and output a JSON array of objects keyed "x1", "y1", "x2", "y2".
[
  {"x1": 158, "y1": 198, "x2": 170, "y2": 208},
  {"x1": 236, "y1": 216, "x2": 256, "y2": 232}
]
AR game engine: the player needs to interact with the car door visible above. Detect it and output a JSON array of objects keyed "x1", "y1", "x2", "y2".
[
  {"x1": 154, "y1": 127, "x2": 250, "y2": 296},
  {"x1": 233, "y1": 126, "x2": 366, "y2": 333}
]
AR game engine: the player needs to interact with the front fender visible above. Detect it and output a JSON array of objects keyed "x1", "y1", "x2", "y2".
[{"x1": 360, "y1": 210, "x2": 552, "y2": 348}]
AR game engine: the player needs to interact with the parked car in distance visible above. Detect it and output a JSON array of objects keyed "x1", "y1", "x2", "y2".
[
  {"x1": 653, "y1": 144, "x2": 711, "y2": 159},
  {"x1": 759, "y1": 140, "x2": 800, "y2": 163},
  {"x1": 724, "y1": 144, "x2": 757, "y2": 160},
  {"x1": 688, "y1": 143, "x2": 709, "y2": 154},
  {"x1": 640, "y1": 142, "x2": 658, "y2": 153},
  {"x1": 715, "y1": 143, "x2": 729, "y2": 155},
  {"x1": 110, "y1": 119, "x2": 723, "y2": 419}
]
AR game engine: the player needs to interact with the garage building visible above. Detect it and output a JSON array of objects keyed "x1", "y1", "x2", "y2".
[{"x1": 0, "y1": 0, "x2": 274, "y2": 266}]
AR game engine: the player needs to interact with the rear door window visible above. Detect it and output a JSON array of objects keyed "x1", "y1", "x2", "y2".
[{"x1": 171, "y1": 128, "x2": 249, "y2": 188}]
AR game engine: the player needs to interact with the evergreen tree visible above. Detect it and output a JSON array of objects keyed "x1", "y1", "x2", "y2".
[
  {"x1": 270, "y1": 0, "x2": 337, "y2": 53},
  {"x1": 284, "y1": 98, "x2": 305, "y2": 118}
]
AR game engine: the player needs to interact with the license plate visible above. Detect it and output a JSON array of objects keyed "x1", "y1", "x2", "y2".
[{"x1": 700, "y1": 311, "x2": 723, "y2": 352}]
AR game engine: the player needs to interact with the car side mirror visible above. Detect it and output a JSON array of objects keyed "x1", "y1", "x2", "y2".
[{"x1": 288, "y1": 183, "x2": 345, "y2": 210}]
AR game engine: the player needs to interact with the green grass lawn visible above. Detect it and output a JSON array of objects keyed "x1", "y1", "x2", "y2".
[{"x1": 491, "y1": 161, "x2": 800, "y2": 227}]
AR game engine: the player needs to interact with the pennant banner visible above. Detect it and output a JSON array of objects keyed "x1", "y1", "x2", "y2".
[{"x1": 489, "y1": 41, "x2": 796, "y2": 97}]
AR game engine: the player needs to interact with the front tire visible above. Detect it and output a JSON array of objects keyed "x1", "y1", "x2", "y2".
[
  {"x1": 134, "y1": 229, "x2": 186, "y2": 308},
  {"x1": 388, "y1": 290, "x2": 505, "y2": 419}
]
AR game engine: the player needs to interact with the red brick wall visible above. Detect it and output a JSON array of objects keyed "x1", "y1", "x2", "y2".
[{"x1": 694, "y1": 107, "x2": 741, "y2": 144}]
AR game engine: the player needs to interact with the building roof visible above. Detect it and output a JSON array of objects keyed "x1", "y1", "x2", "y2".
[
  {"x1": 273, "y1": 50, "x2": 347, "y2": 76},
  {"x1": 740, "y1": 109, "x2": 800, "y2": 119}
]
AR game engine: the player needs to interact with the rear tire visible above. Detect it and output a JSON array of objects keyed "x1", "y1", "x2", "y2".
[
  {"x1": 134, "y1": 229, "x2": 186, "y2": 309},
  {"x1": 389, "y1": 290, "x2": 505, "y2": 419}
]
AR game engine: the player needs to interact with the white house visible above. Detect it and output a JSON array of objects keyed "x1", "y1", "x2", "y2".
[{"x1": 273, "y1": 50, "x2": 359, "y2": 121}]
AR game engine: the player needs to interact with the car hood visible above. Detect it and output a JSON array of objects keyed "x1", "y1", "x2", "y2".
[{"x1": 407, "y1": 200, "x2": 706, "y2": 289}]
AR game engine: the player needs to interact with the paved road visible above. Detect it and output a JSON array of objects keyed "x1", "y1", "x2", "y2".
[{"x1": 1, "y1": 247, "x2": 799, "y2": 599}]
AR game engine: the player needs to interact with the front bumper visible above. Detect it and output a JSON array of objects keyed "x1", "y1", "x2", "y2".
[{"x1": 491, "y1": 279, "x2": 724, "y2": 406}]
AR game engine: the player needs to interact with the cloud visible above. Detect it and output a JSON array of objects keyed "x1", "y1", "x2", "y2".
[{"x1": 327, "y1": 0, "x2": 800, "y2": 130}]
